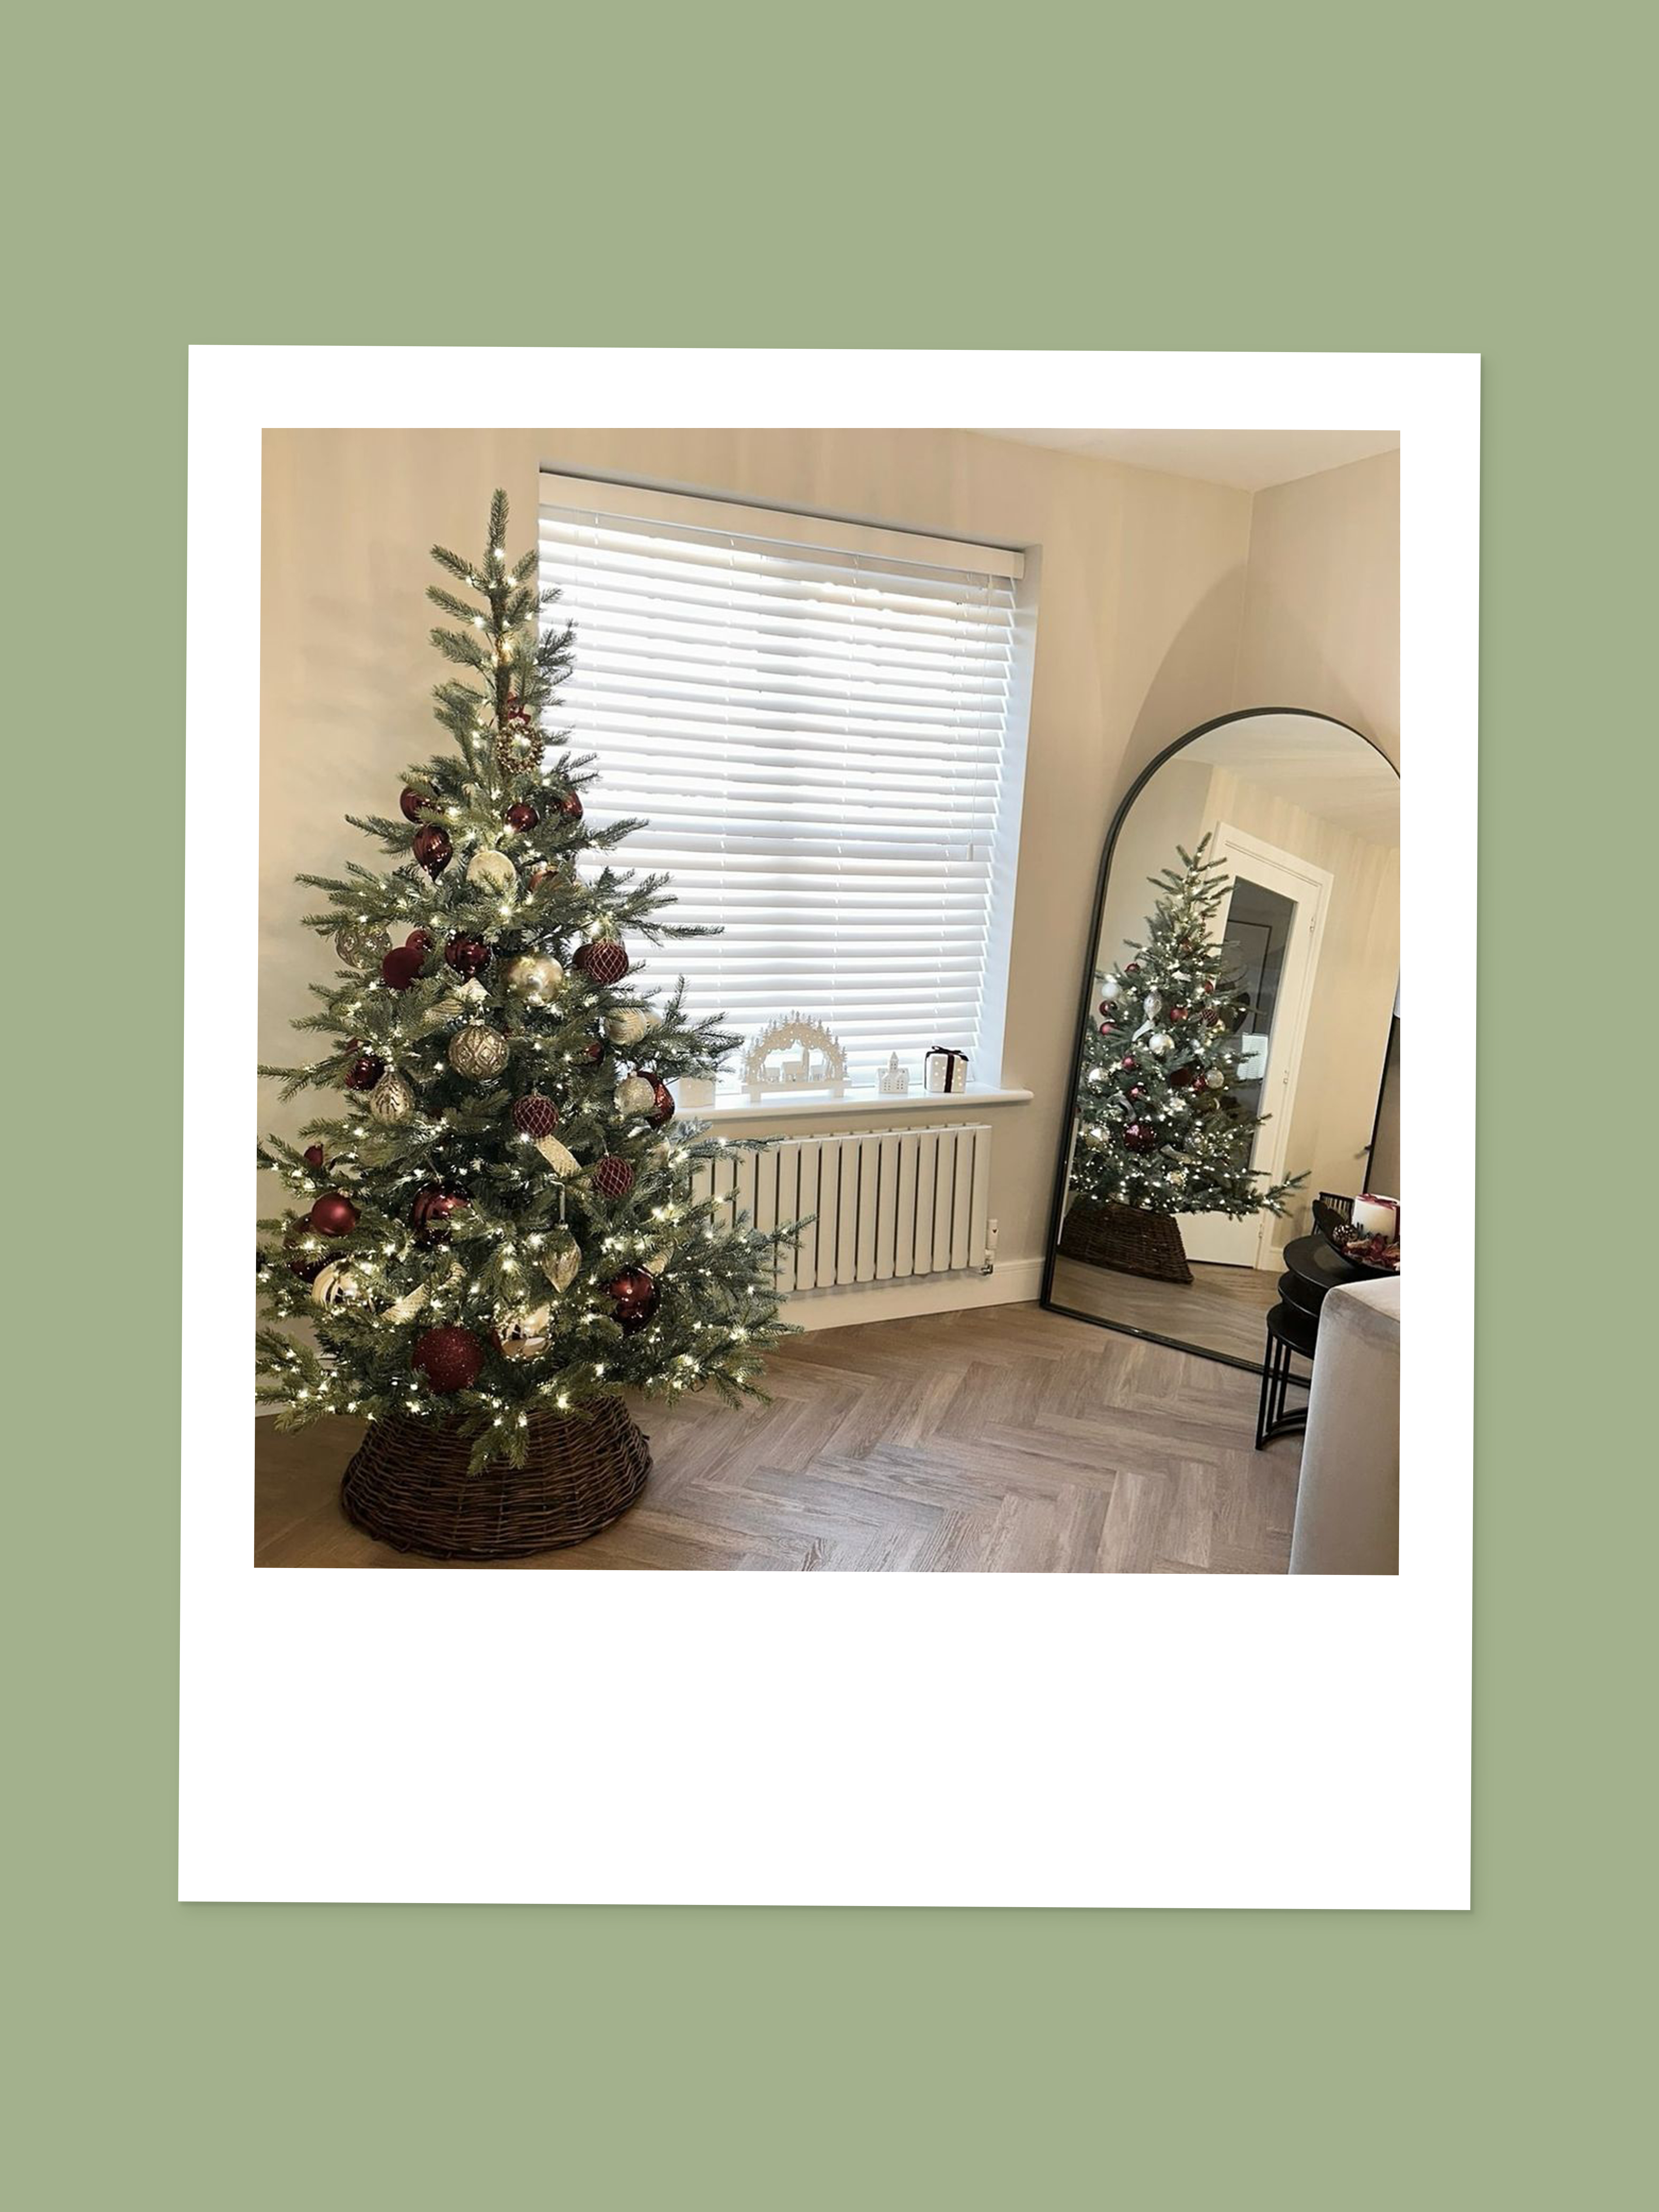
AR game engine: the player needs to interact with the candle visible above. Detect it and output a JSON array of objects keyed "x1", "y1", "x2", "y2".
[{"x1": 1351, "y1": 1193, "x2": 1399, "y2": 1238}]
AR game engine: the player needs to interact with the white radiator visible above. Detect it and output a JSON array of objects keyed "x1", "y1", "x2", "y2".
[{"x1": 692, "y1": 1123, "x2": 994, "y2": 1294}]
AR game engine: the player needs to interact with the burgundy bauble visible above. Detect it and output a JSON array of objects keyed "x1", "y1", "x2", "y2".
[
  {"x1": 345, "y1": 1052, "x2": 385, "y2": 1091},
  {"x1": 556, "y1": 791, "x2": 584, "y2": 820},
  {"x1": 574, "y1": 939, "x2": 629, "y2": 986},
  {"x1": 1169, "y1": 1064, "x2": 1200, "y2": 1090},
  {"x1": 1119, "y1": 1054, "x2": 1137, "y2": 1071},
  {"x1": 1204, "y1": 980, "x2": 1216, "y2": 993},
  {"x1": 1129, "y1": 1085, "x2": 1145, "y2": 1099},
  {"x1": 1125, "y1": 963, "x2": 1140, "y2": 974},
  {"x1": 444, "y1": 932, "x2": 492, "y2": 981},
  {"x1": 412, "y1": 824, "x2": 453, "y2": 878},
  {"x1": 594, "y1": 1155, "x2": 635, "y2": 1199},
  {"x1": 1121, "y1": 1122, "x2": 1158, "y2": 1155},
  {"x1": 1171, "y1": 1006, "x2": 1187, "y2": 1022},
  {"x1": 581, "y1": 1038, "x2": 607, "y2": 1064},
  {"x1": 400, "y1": 787, "x2": 433, "y2": 822},
  {"x1": 288, "y1": 1256, "x2": 325, "y2": 1283},
  {"x1": 303, "y1": 1144, "x2": 326, "y2": 1169},
  {"x1": 411, "y1": 1183, "x2": 469, "y2": 1240},
  {"x1": 510, "y1": 1093, "x2": 560, "y2": 1138},
  {"x1": 505, "y1": 801, "x2": 540, "y2": 832},
  {"x1": 406, "y1": 929, "x2": 433, "y2": 953},
  {"x1": 308, "y1": 1192, "x2": 360, "y2": 1237},
  {"x1": 604, "y1": 1267, "x2": 656, "y2": 1308},
  {"x1": 644, "y1": 1076, "x2": 675, "y2": 1128},
  {"x1": 412, "y1": 1325, "x2": 485, "y2": 1395},
  {"x1": 380, "y1": 943, "x2": 426, "y2": 991}
]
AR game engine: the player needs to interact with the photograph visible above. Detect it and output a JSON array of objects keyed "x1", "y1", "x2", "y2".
[{"x1": 254, "y1": 423, "x2": 1401, "y2": 1574}]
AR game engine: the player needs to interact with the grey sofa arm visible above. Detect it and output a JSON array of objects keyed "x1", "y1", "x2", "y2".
[{"x1": 1289, "y1": 1277, "x2": 1401, "y2": 1575}]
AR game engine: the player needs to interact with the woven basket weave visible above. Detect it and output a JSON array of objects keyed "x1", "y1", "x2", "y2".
[
  {"x1": 341, "y1": 1395, "x2": 651, "y2": 1560},
  {"x1": 1058, "y1": 1197, "x2": 1194, "y2": 1285}
]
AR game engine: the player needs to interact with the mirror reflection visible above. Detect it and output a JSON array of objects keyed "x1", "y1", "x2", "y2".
[{"x1": 1044, "y1": 710, "x2": 1400, "y2": 1367}]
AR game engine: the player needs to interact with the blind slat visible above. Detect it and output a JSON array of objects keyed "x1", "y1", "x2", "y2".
[{"x1": 541, "y1": 490, "x2": 1022, "y2": 1074}]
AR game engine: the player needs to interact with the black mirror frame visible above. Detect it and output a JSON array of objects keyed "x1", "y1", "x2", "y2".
[{"x1": 1039, "y1": 706, "x2": 1400, "y2": 1371}]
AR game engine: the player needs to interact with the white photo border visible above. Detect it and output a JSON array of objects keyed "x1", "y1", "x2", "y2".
[{"x1": 186, "y1": 349, "x2": 1475, "y2": 1907}]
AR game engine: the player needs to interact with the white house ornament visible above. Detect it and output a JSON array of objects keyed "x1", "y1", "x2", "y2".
[
  {"x1": 605, "y1": 1006, "x2": 659, "y2": 1048},
  {"x1": 449, "y1": 1024, "x2": 510, "y2": 1080},
  {"x1": 741, "y1": 1011, "x2": 848, "y2": 1096},
  {"x1": 465, "y1": 847, "x2": 517, "y2": 897},
  {"x1": 615, "y1": 1074, "x2": 657, "y2": 1117},
  {"x1": 368, "y1": 1071, "x2": 417, "y2": 1123}
]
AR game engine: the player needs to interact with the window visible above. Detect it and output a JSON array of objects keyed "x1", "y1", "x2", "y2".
[{"x1": 539, "y1": 474, "x2": 1032, "y2": 1085}]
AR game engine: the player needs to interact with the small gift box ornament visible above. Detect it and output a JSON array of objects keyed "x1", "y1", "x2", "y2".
[{"x1": 924, "y1": 1047, "x2": 969, "y2": 1095}]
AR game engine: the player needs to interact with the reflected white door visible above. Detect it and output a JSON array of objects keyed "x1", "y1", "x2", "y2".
[{"x1": 1182, "y1": 824, "x2": 1331, "y2": 1269}]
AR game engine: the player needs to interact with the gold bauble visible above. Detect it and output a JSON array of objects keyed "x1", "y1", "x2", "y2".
[
  {"x1": 615, "y1": 1074, "x2": 657, "y2": 1117},
  {"x1": 466, "y1": 847, "x2": 517, "y2": 897},
  {"x1": 494, "y1": 1303, "x2": 552, "y2": 1360},
  {"x1": 538, "y1": 1227, "x2": 583, "y2": 1293},
  {"x1": 335, "y1": 921, "x2": 390, "y2": 971},
  {"x1": 368, "y1": 1071, "x2": 417, "y2": 1123},
  {"x1": 449, "y1": 1024, "x2": 510, "y2": 1080},
  {"x1": 311, "y1": 1260, "x2": 362, "y2": 1310},
  {"x1": 605, "y1": 1006, "x2": 658, "y2": 1048},
  {"x1": 502, "y1": 953, "x2": 564, "y2": 1003}
]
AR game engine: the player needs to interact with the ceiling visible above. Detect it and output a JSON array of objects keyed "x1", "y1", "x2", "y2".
[
  {"x1": 975, "y1": 426, "x2": 1399, "y2": 493},
  {"x1": 1182, "y1": 714, "x2": 1398, "y2": 845}
]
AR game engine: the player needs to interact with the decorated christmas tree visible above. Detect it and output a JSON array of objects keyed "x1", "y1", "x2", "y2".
[
  {"x1": 256, "y1": 491, "x2": 796, "y2": 1524},
  {"x1": 1064, "y1": 837, "x2": 1303, "y2": 1273}
]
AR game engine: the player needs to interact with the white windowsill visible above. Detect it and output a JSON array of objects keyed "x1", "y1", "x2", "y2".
[{"x1": 671, "y1": 1082, "x2": 1034, "y2": 1128}]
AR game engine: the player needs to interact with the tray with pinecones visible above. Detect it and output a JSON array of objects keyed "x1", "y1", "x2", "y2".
[{"x1": 1313, "y1": 1199, "x2": 1401, "y2": 1278}]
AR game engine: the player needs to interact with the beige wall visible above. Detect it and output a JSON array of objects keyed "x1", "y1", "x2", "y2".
[
  {"x1": 1234, "y1": 451, "x2": 1400, "y2": 765},
  {"x1": 260, "y1": 428, "x2": 1256, "y2": 1265}
]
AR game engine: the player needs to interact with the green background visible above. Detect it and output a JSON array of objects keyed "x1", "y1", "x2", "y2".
[{"x1": 13, "y1": 3, "x2": 1644, "y2": 2204}]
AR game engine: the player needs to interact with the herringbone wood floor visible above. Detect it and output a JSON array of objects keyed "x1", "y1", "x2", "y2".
[{"x1": 254, "y1": 1302, "x2": 1300, "y2": 1573}]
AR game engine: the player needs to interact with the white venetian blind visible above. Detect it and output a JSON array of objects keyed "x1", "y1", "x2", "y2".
[{"x1": 539, "y1": 476, "x2": 1027, "y2": 1081}]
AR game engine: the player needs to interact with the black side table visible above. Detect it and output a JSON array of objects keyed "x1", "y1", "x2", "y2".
[{"x1": 1254, "y1": 1234, "x2": 1365, "y2": 1449}]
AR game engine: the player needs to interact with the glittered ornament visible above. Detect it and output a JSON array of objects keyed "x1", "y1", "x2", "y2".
[
  {"x1": 369, "y1": 1071, "x2": 417, "y2": 1124},
  {"x1": 399, "y1": 787, "x2": 434, "y2": 822},
  {"x1": 344, "y1": 1051, "x2": 385, "y2": 1091},
  {"x1": 380, "y1": 943, "x2": 426, "y2": 992},
  {"x1": 444, "y1": 932, "x2": 492, "y2": 982},
  {"x1": 309, "y1": 1192, "x2": 359, "y2": 1237},
  {"x1": 504, "y1": 801, "x2": 540, "y2": 832},
  {"x1": 335, "y1": 921, "x2": 390, "y2": 971},
  {"x1": 501, "y1": 952, "x2": 563, "y2": 1002},
  {"x1": 303, "y1": 1144, "x2": 326, "y2": 1169},
  {"x1": 538, "y1": 1226, "x2": 583, "y2": 1293},
  {"x1": 594, "y1": 1155, "x2": 635, "y2": 1199},
  {"x1": 412, "y1": 1325, "x2": 484, "y2": 1394},
  {"x1": 510, "y1": 1093, "x2": 560, "y2": 1138},
  {"x1": 412, "y1": 1184, "x2": 469, "y2": 1240},
  {"x1": 311, "y1": 1260, "x2": 362, "y2": 1311},
  {"x1": 466, "y1": 847, "x2": 517, "y2": 897},
  {"x1": 574, "y1": 938, "x2": 629, "y2": 986},
  {"x1": 604, "y1": 1006, "x2": 658, "y2": 1048},
  {"x1": 412, "y1": 824, "x2": 453, "y2": 877},
  {"x1": 449, "y1": 1024, "x2": 510, "y2": 1081},
  {"x1": 615, "y1": 1074, "x2": 657, "y2": 1117},
  {"x1": 1204, "y1": 1067, "x2": 1226, "y2": 1090},
  {"x1": 1121, "y1": 1122, "x2": 1158, "y2": 1155}
]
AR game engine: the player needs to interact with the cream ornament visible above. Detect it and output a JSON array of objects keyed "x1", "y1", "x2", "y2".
[
  {"x1": 335, "y1": 921, "x2": 390, "y2": 972},
  {"x1": 641, "y1": 1246, "x2": 674, "y2": 1277},
  {"x1": 615, "y1": 1074, "x2": 657, "y2": 1117},
  {"x1": 605, "y1": 1006, "x2": 659, "y2": 1048},
  {"x1": 494, "y1": 1303, "x2": 552, "y2": 1361},
  {"x1": 466, "y1": 847, "x2": 517, "y2": 897},
  {"x1": 368, "y1": 1071, "x2": 417, "y2": 1124},
  {"x1": 386, "y1": 1281, "x2": 429, "y2": 1325},
  {"x1": 502, "y1": 953, "x2": 564, "y2": 1003},
  {"x1": 311, "y1": 1260, "x2": 363, "y2": 1310},
  {"x1": 1148, "y1": 1032, "x2": 1172, "y2": 1057},
  {"x1": 538, "y1": 1225, "x2": 583, "y2": 1292},
  {"x1": 449, "y1": 1024, "x2": 510, "y2": 1080},
  {"x1": 1098, "y1": 974, "x2": 1122, "y2": 1003}
]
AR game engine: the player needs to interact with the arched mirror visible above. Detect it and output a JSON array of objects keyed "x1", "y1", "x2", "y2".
[{"x1": 1041, "y1": 709, "x2": 1400, "y2": 1369}]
